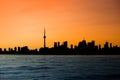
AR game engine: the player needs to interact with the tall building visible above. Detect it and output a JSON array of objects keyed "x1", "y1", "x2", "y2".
[
  {"x1": 63, "y1": 41, "x2": 68, "y2": 48},
  {"x1": 54, "y1": 42, "x2": 57, "y2": 48},
  {"x1": 43, "y1": 28, "x2": 46, "y2": 48},
  {"x1": 104, "y1": 42, "x2": 109, "y2": 49}
]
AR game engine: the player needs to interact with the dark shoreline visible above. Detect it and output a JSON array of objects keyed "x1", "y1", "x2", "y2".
[
  {"x1": 1, "y1": 54, "x2": 120, "y2": 55},
  {"x1": 0, "y1": 40, "x2": 120, "y2": 55}
]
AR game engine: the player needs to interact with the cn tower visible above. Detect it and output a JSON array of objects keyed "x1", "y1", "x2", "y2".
[{"x1": 43, "y1": 28, "x2": 46, "y2": 48}]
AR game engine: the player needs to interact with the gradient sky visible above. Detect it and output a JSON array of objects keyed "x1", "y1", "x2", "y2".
[{"x1": 0, "y1": 0, "x2": 120, "y2": 49}]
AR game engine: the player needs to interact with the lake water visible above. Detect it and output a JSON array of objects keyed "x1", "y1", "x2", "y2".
[{"x1": 0, "y1": 55, "x2": 120, "y2": 80}]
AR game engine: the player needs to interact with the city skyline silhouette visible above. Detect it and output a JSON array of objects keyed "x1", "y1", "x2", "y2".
[{"x1": 0, "y1": 29, "x2": 120, "y2": 55}]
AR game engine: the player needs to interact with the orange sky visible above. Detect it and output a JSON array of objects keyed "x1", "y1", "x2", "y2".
[{"x1": 0, "y1": 0, "x2": 120, "y2": 49}]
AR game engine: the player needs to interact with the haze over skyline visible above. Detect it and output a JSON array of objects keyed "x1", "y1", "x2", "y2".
[{"x1": 0, "y1": 0, "x2": 120, "y2": 49}]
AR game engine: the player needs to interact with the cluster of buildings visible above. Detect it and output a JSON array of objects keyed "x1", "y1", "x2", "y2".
[{"x1": 0, "y1": 29, "x2": 120, "y2": 55}]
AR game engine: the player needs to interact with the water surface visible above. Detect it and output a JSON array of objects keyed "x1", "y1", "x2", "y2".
[{"x1": 0, "y1": 55, "x2": 120, "y2": 80}]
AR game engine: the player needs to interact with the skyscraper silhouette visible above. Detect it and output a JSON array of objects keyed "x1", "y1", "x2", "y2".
[{"x1": 43, "y1": 28, "x2": 46, "y2": 48}]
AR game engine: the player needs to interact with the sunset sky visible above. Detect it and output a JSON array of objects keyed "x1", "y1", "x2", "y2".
[{"x1": 0, "y1": 0, "x2": 120, "y2": 49}]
